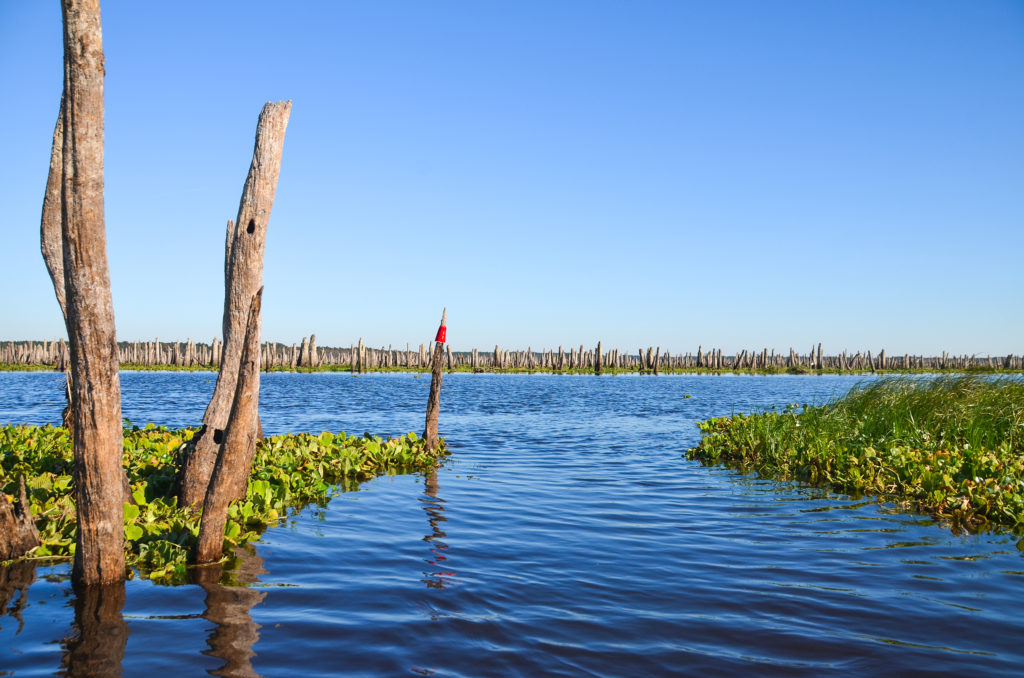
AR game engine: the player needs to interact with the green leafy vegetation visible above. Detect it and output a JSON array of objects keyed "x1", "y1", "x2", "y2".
[
  {"x1": 1, "y1": 424, "x2": 446, "y2": 582},
  {"x1": 687, "y1": 376, "x2": 1024, "y2": 540}
]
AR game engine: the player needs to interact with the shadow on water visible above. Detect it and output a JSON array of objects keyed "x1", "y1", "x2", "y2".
[
  {"x1": 58, "y1": 581, "x2": 129, "y2": 677},
  {"x1": 421, "y1": 470, "x2": 454, "y2": 590},
  {"x1": 193, "y1": 545, "x2": 267, "y2": 678}
]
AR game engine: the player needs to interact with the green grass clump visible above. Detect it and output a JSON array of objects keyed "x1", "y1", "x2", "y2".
[
  {"x1": 687, "y1": 376, "x2": 1024, "y2": 537},
  {"x1": 1, "y1": 424, "x2": 446, "y2": 582}
]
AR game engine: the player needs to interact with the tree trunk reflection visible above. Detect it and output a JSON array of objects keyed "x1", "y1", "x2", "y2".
[
  {"x1": 60, "y1": 581, "x2": 128, "y2": 677},
  {"x1": 0, "y1": 560, "x2": 37, "y2": 636},
  {"x1": 194, "y1": 544, "x2": 267, "y2": 677}
]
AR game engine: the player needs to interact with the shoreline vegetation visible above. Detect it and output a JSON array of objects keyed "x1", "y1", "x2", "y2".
[
  {"x1": 2, "y1": 339, "x2": 1022, "y2": 376},
  {"x1": 687, "y1": 376, "x2": 1024, "y2": 542},
  {"x1": 1, "y1": 424, "x2": 446, "y2": 582}
]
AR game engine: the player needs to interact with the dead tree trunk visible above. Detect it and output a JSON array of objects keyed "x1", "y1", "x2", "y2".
[
  {"x1": 424, "y1": 309, "x2": 447, "y2": 453},
  {"x1": 0, "y1": 477, "x2": 39, "y2": 560},
  {"x1": 178, "y1": 101, "x2": 291, "y2": 509},
  {"x1": 53, "y1": 0, "x2": 126, "y2": 586},
  {"x1": 194, "y1": 289, "x2": 264, "y2": 564},
  {"x1": 41, "y1": 97, "x2": 77, "y2": 436},
  {"x1": 41, "y1": 96, "x2": 68, "y2": 319}
]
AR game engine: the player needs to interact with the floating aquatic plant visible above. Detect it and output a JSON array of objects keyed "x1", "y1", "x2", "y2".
[{"x1": 1, "y1": 424, "x2": 446, "y2": 582}]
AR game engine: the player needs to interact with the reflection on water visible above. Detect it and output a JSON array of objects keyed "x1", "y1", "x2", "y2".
[
  {"x1": 421, "y1": 471, "x2": 455, "y2": 590},
  {"x1": 59, "y1": 582, "x2": 128, "y2": 677},
  {"x1": 194, "y1": 546, "x2": 267, "y2": 678},
  {"x1": 3, "y1": 372, "x2": 1024, "y2": 675},
  {"x1": 0, "y1": 560, "x2": 36, "y2": 636}
]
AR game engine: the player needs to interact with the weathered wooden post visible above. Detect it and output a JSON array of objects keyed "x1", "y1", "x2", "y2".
[
  {"x1": 195, "y1": 289, "x2": 264, "y2": 564},
  {"x1": 595, "y1": 341, "x2": 603, "y2": 374},
  {"x1": 424, "y1": 309, "x2": 447, "y2": 453},
  {"x1": 46, "y1": 0, "x2": 126, "y2": 585},
  {"x1": 308, "y1": 334, "x2": 318, "y2": 368},
  {"x1": 177, "y1": 100, "x2": 291, "y2": 509}
]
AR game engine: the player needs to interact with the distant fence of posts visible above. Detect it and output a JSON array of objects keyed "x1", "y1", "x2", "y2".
[{"x1": 2, "y1": 338, "x2": 1022, "y2": 373}]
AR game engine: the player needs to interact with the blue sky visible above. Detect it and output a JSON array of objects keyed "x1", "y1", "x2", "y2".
[{"x1": 1, "y1": 0, "x2": 1021, "y2": 356}]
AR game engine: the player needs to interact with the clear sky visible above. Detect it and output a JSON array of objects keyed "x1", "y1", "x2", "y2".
[{"x1": 1, "y1": 0, "x2": 1022, "y2": 356}]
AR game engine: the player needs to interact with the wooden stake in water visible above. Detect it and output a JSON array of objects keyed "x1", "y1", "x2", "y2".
[{"x1": 424, "y1": 308, "x2": 447, "y2": 453}]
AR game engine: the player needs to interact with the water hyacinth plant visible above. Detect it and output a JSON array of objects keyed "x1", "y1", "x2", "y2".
[
  {"x1": 0, "y1": 424, "x2": 446, "y2": 582},
  {"x1": 687, "y1": 376, "x2": 1024, "y2": 539}
]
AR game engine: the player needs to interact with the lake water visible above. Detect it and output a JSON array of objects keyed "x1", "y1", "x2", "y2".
[{"x1": 1, "y1": 371, "x2": 1022, "y2": 676}]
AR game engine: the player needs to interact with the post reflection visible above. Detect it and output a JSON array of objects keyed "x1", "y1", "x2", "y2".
[
  {"x1": 421, "y1": 470, "x2": 455, "y2": 589},
  {"x1": 193, "y1": 544, "x2": 267, "y2": 678},
  {"x1": 0, "y1": 560, "x2": 37, "y2": 636},
  {"x1": 59, "y1": 581, "x2": 129, "y2": 678}
]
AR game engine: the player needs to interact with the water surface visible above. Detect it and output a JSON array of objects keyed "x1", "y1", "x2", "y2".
[{"x1": 1, "y1": 372, "x2": 1021, "y2": 676}]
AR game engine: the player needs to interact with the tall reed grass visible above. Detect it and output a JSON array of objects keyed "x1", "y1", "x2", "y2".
[{"x1": 688, "y1": 376, "x2": 1024, "y2": 536}]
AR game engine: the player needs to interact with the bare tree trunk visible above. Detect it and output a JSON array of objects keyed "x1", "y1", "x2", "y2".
[
  {"x1": 424, "y1": 309, "x2": 446, "y2": 453},
  {"x1": 195, "y1": 289, "x2": 264, "y2": 564},
  {"x1": 55, "y1": 0, "x2": 125, "y2": 586},
  {"x1": 43, "y1": 91, "x2": 132, "y2": 508},
  {"x1": 178, "y1": 101, "x2": 291, "y2": 508},
  {"x1": 42, "y1": 96, "x2": 68, "y2": 319},
  {"x1": 0, "y1": 477, "x2": 39, "y2": 560},
  {"x1": 42, "y1": 96, "x2": 78, "y2": 440}
]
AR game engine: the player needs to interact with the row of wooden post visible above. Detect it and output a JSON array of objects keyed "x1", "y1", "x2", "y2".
[{"x1": 3, "y1": 339, "x2": 1021, "y2": 373}]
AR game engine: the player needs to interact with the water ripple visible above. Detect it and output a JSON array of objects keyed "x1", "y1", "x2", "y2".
[{"x1": 2, "y1": 372, "x2": 1023, "y2": 675}]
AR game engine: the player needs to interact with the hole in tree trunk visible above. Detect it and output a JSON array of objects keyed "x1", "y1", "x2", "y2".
[
  {"x1": 247, "y1": 219, "x2": 255, "y2": 234},
  {"x1": 213, "y1": 429, "x2": 224, "y2": 444}
]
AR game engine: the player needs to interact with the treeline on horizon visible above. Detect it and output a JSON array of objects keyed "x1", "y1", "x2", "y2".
[{"x1": 2, "y1": 338, "x2": 1022, "y2": 374}]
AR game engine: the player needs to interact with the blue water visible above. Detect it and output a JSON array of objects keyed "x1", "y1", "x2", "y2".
[{"x1": 2, "y1": 371, "x2": 1023, "y2": 676}]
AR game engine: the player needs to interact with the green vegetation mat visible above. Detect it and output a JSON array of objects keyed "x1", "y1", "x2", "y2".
[
  {"x1": 687, "y1": 376, "x2": 1024, "y2": 542},
  {"x1": 1, "y1": 424, "x2": 446, "y2": 582}
]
